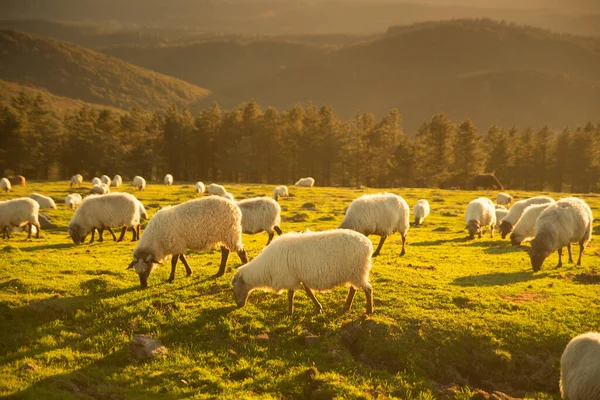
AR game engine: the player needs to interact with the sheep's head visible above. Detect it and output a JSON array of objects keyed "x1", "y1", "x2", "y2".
[
  {"x1": 128, "y1": 253, "x2": 160, "y2": 289},
  {"x1": 527, "y1": 237, "x2": 553, "y2": 272},
  {"x1": 68, "y1": 223, "x2": 88, "y2": 244},
  {"x1": 499, "y1": 220, "x2": 513, "y2": 239},
  {"x1": 231, "y1": 272, "x2": 251, "y2": 307},
  {"x1": 509, "y1": 232, "x2": 523, "y2": 246},
  {"x1": 466, "y1": 220, "x2": 480, "y2": 239}
]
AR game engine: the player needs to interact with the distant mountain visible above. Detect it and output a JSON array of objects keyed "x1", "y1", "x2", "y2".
[{"x1": 0, "y1": 29, "x2": 211, "y2": 111}]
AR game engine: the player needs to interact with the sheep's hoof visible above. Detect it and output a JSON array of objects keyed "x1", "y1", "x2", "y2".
[
  {"x1": 186, "y1": 271, "x2": 193, "y2": 277},
  {"x1": 371, "y1": 252, "x2": 380, "y2": 258},
  {"x1": 166, "y1": 278, "x2": 174, "y2": 283},
  {"x1": 212, "y1": 272, "x2": 224, "y2": 279},
  {"x1": 314, "y1": 307, "x2": 323, "y2": 314}
]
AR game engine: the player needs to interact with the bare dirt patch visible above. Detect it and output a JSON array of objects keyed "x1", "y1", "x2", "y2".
[{"x1": 499, "y1": 292, "x2": 547, "y2": 304}]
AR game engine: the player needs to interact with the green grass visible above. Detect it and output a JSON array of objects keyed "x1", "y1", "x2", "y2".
[{"x1": 1, "y1": 181, "x2": 599, "y2": 399}]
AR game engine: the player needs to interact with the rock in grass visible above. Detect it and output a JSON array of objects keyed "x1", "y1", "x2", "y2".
[
  {"x1": 130, "y1": 335, "x2": 167, "y2": 360},
  {"x1": 21, "y1": 362, "x2": 38, "y2": 372},
  {"x1": 304, "y1": 335, "x2": 320, "y2": 345},
  {"x1": 255, "y1": 333, "x2": 270, "y2": 343}
]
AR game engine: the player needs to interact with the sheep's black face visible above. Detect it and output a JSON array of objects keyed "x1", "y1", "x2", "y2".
[
  {"x1": 509, "y1": 233, "x2": 522, "y2": 246},
  {"x1": 466, "y1": 221, "x2": 479, "y2": 240},
  {"x1": 68, "y1": 225, "x2": 87, "y2": 244},
  {"x1": 527, "y1": 248, "x2": 551, "y2": 272},
  {"x1": 231, "y1": 273, "x2": 250, "y2": 307},
  {"x1": 499, "y1": 221, "x2": 513, "y2": 239},
  {"x1": 128, "y1": 254, "x2": 159, "y2": 289}
]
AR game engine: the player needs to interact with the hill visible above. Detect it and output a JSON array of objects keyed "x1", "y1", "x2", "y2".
[{"x1": 0, "y1": 29, "x2": 211, "y2": 111}]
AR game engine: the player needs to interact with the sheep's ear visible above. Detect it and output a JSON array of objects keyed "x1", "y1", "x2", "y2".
[
  {"x1": 151, "y1": 259, "x2": 161, "y2": 265},
  {"x1": 144, "y1": 254, "x2": 153, "y2": 262},
  {"x1": 127, "y1": 261, "x2": 134, "y2": 269}
]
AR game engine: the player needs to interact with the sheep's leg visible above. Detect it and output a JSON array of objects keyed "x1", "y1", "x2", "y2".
[
  {"x1": 266, "y1": 232, "x2": 275, "y2": 246},
  {"x1": 179, "y1": 254, "x2": 193, "y2": 277},
  {"x1": 116, "y1": 227, "x2": 127, "y2": 242},
  {"x1": 577, "y1": 241, "x2": 585, "y2": 266},
  {"x1": 567, "y1": 243, "x2": 573, "y2": 263},
  {"x1": 478, "y1": 230, "x2": 482, "y2": 239},
  {"x1": 301, "y1": 283, "x2": 322, "y2": 313},
  {"x1": 35, "y1": 222, "x2": 40, "y2": 239},
  {"x1": 98, "y1": 228, "x2": 105, "y2": 242},
  {"x1": 215, "y1": 246, "x2": 229, "y2": 278},
  {"x1": 167, "y1": 255, "x2": 179, "y2": 283},
  {"x1": 135, "y1": 225, "x2": 141, "y2": 241},
  {"x1": 343, "y1": 287, "x2": 357, "y2": 312},
  {"x1": 556, "y1": 248, "x2": 563, "y2": 268},
  {"x1": 131, "y1": 226, "x2": 137, "y2": 241},
  {"x1": 237, "y1": 249, "x2": 248, "y2": 264},
  {"x1": 287, "y1": 290, "x2": 295, "y2": 315},
  {"x1": 364, "y1": 286, "x2": 373, "y2": 315},
  {"x1": 274, "y1": 226, "x2": 283, "y2": 236},
  {"x1": 490, "y1": 224, "x2": 494, "y2": 238},
  {"x1": 372, "y1": 235, "x2": 387, "y2": 257},
  {"x1": 89, "y1": 229, "x2": 96, "y2": 243},
  {"x1": 400, "y1": 234, "x2": 407, "y2": 256},
  {"x1": 27, "y1": 223, "x2": 32, "y2": 239}
]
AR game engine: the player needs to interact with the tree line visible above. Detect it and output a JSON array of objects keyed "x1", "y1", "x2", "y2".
[{"x1": 0, "y1": 91, "x2": 599, "y2": 192}]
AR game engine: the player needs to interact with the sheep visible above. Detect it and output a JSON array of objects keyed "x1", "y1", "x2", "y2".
[
  {"x1": 495, "y1": 204, "x2": 507, "y2": 210},
  {"x1": 465, "y1": 197, "x2": 496, "y2": 239},
  {"x1": 70, "y1": 174, "x2": 83, "y2": 187},
  {"x1": 127, "y1": 196, "x2": 248, "y2": 289},
  {"x1": 65, "y1": 193, "x2": 83, "y2": 210},
  {"x1": 29, "y1": 193, "x2": 57, "y2": 209},
  {"x1": 101, "y1": 175, "x2": 111, "y2": 186},
  {"x1": 0, "y1": 198, "x2": 40, "y2": 239},
  {"x1": 237, "y1": 197, "x2": 283, "y2": 246},
  {"x1": 112, "y1": 175, "x2": 122, "y2": 187},
  {"x1": 339, "y1": 193, "x2": 409, "y2": 257},
  {"x1": 0, "y1": 178, "x2": 11, "y2": 193},
  {"x1": 560, "y1": 332, "x2": 600, "y2": 400},
  {"x1": 137, "y1": 200, "x2": 148, "y2": 220},
  {"x1": 208, "y1": 183, "x2": 227, "y2": 196},
  {"x1": 413, "y1": 199, "x2": 430, "y2": 227},
  {"x1": 499, "y1": 196, "x2": 555, "y2": 238},
  {"x1": 195, "y1": 182, "x2": 205, "y2": 194},
  {"x1": 509, "y1": 203, "x2": 553, "y2": 246},
  {"x1": 273, "y1": 185, "x2": 289, "y2": 201},
  {"x1": 495, "y1": 208, "x2": 509, "y2": 230},
  {"x1": 527, "y1": 197, "x2": 593, "y2": 272},
  {"x1": 91, "y1": 177, "x2": 102, "y2": 186},
  {"x1": 164, "y1": 174, "x2": 173, "y2": 186},
  {"x1": 8, "y1": 175, "x2": 26, "y2": 186},
  {"x1": 496, "y1": 192, "x2": 513, "y2": 206},
  {"x1": 223, "y1": 192, "x2": 235, "y2": 202},
  {"x1": 90, "y1": 183, "x2": 109, "y2": 195},
  {"x1": 68, "y1": 192, "x2": 141, "y2": 245},
  {"x1": 133, "y1": 176, "x2": 146, "y2": 191},
  {"x1": 231, "y1": 229, "x2": 373, "y2": 315},
  {"x1": 295, "y1": 177, "x2": 315, "y2": 187}
]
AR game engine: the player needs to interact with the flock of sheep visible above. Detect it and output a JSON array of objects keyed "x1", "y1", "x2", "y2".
[{"x1": 0, "y1": 173, "x2": 598, "y2": 398}]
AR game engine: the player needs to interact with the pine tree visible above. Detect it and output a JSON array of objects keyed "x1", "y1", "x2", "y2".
[{"x1": 453, "y1": 119, "x2": 484, "y2": 188}]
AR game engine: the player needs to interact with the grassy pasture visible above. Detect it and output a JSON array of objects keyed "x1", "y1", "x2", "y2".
[{"x1": 1, "y1": 181, "x2": 599, "y2": 399}]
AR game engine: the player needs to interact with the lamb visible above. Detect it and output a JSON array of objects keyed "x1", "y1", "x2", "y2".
[
  {"x1": 68, "y1": 192, "x2": 141, "y2": 245},
  {"x1": 231, "y1": 229, "x2": 373, "y2": 315},
  {"x1": 8, "y1": 175, "x2": 26, "y2": 186},
  {"x1": 273, "y1": 185, "x2": 289, "y2": 201},
  {"x1": 295, "y1": 177, "x2": 315, "y2": 187},
  {"x1": 560, "y1": 332, "x2": 600, "y2": 400},
  {"x1": 0, "y1": 198, "x2": 40, "y2": 239},
  {"x1": 0, "y1": 178, "x2": 11, "y2": 193},
  {"x1": 527, "y1": 197, "x2": 593, "y2": 271},
  {"x1": 208, "y1": 183, "x2": 227, "y2": 196},
  {"x1": 465, "y1": 197, "x2": 496, "y2": 239},
  {"x1": 65, "y1": 193, "x2": 83, "y2": 210},
  {"x1": 133, "y1": 176, "x2": 146, "y2": 191},
  {"x1": 498, "y1": 196, "x2": 555, "y2": 238},
  {"x1": 237, "y1": 197, "x2": 283, "y2": 246},
  {"x1": 101, "y1": 175, "x2": 111, "y2": 186},
  {"x1": 91, "y1": 177, "x2": 102, "y2": 186},
  {"x1": 90, "y1": 183, "x2": 109, "y2": 195},
  {"x1": 112, "y1": 175, "x2": 122, "y2": 187},
  {"x1": 29, "y1": 193, "x2": 57, "y2": 209},
  {"x1": 339, "y1": 193, "x2": 409, "y2": 257},
  {"x1": 127, "y1": 196, "x2": 248, "y2": 289},
  {"x1": 509, "y1": 203, "x2": 553, "y2": 246},
  {"x1": 496, "y1": 192, "x2": 513, "y2": 206},
  {"x1": 495, "y1": 208, "x2": 509, "y2": 230},
  {"x1": 70, "y1": 174, "x2": 83, "y2": 187},
  {"x1": 164, "y1": 174, "x2": 173, "y2": 186},
  {"x1": 195, "y1": 182, "x2": 205, "y2": 194},
  {"x1": 413, "y1": 199, "x2": 430, "y2": 227}
]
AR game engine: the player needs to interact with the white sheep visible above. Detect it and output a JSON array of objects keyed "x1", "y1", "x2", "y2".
[
  {"x1": 195, "y1": 182, "x2": 205, "y2": 194},
  {"x1": 208, "y1": 183, "x2": 227, "y2": 196},
  {"x1": 496, "y1": 192, "x2": 513, "y2": 206},
  {"x1": 295, "y1": 177, "x2": 315, "y2": 187},
  {"x1": 223, "y1": 192, "x2": 235, "y2": 202},
  {"x1": 560, "y1": 332, "x2": 600, "y2": 400},
  {"x1": 90, "y1": 183, "x2": 109, "y2": 195},
  {"x1": 127, "y1": 196, "x2": 248, "y2": 289},
  {"x1": 339, "y1": 193, "x2": 409, "y2": 257},
  {"x1": 91, "y1": 177, "x2": 102, "y2": 186},
  {"x1": 137, "y1": 200, "x2": 148, "y2": 220},
  {"x1": 29, "y1": 193, "x2": 57, "y2": 209},
  {"x1": 101, "y1": 175, "x2": 111, "y2": 186},
  {"x1": 70, "y1": 174, "x2": 83, "y2": 187},
  {"x1": 527, "y1": 197, "x2": 592, "y2": 271},
  {"x1": 0, "y1": 178, "x2": 11, "y2": 193},
  {"x1": 273, "y1": 185, "x2": 289, "y2": 201},
  {"x1": 231, "y1": 229, "x2": 373, "y2": 315},
  {"x1": 498, "y1": 196, "x2": 555, "y2": 238},
  {"x1": 0, "y1": 198, "x2": 40, "y2": 239},
  {"x1": 237, "y1": 197, "x2": 283, "y2": 246},
  {"x1": 65, "y1": 193, "x2": 83, "y2": 210},
  {"x1": 68, "y1": 192, "x2": 141, "y2": 245},
  {"x1": 465, "y1": 197, "x2": 496, "y2": 239},
  {"x1": 133, "y1": 176, "x2": 146, "y2": 191},
  {"x1": 413, "y1": 199, "x2": 430, "y2": 227},
  {"x1": 164, "y1": 174, "x2": 173, "y2": 186},
  {"x1": 495, "y1": 208, "x2": 508, "y2": 230},
  {"x1": 509, "y1": 203, "x2": 553, "y2": 246},
  {"x1": 112, "y1": 175, "x2": 122, "y2": 187}
]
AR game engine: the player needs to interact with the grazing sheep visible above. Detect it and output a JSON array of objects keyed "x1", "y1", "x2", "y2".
[
  {"x1": 560, "y1": 332, "x2": 600, "y2": 400},
  {"x1": 527, "y1": 197, "x2": 593, "y2": 271},
  {"x1": 164, "y1": 174, "x2": 173, "y2": 186},
  {"x1": 65, "y1": 193, "x2": 83, "y2": 210},
  {"x1": 413, "y1": 199, "x2": 430, "y2": 227},
  {"x1": 0, "y1": 198, "x2": 40, "y2": 239},
  {"x1": 496, "y1": 192, "x2": 513, "y2": 206},
  {"x1": 208, "y1": 183, "x2": 227, "y2": 196},
  {"x1": 339, "y1": 193, "x2": 409, "y2": 257},
  {"x1": 232, "y1": 229, "x2": 373, "y2": 315},
  {"x1": 70, "y1": 174, "x2": 83, "y2": 187},
  {"x1": 68, "y1": 192, "x2": 141, "y2": 245},
  {"x1": 133, "y1": 176, "x2": 146, "y2": 191},
  {"x1": 90, "y1": 183, "x2": 109, "y2": 195},
  {"x1": 273, "y1": 185, "x2": 289, "y2": 201},
  {"x1": 8, "y1": 175, "x2": 26, "y2": 186},
  {"x1": 29, "y1": 193, "x2": 57, "y2": 209},
  {"x1": 0, "y1": 178, "x2": 11, "y2": 193},
  {"x1": 223, "y1": 192, "x2": 235, "y2": 202},
  {"x1": 91, "y1": 177, "x2": 102, "y2": 186},
  {"x1": 237, "y1": 197, "x2": 283, "y2": 246},
  {"x1": 127, "y1": 196, "x2": 248, "y2": 289},
  {"x1": 499, "y1": 196, "x2": 555, "y2": 238},
  {"x1": 101, "y1": 175, "x2": 111, "y2": 186},
  {"x1": 509, "y1": 203, "x2": 553, "y2": 246},
  {"x1": 495, "y1": 204, "x2": 507, "y2": 210},
  {"x1": 465, "y1": 197, "x2": 496, "y2": 239},
  {"x1": 112, "y1": 175, "x2": 122, "y2": 187},
  {"x1": 295, "y1": 177, "x2": 315, "y2": 187},
  {"x1": 137, "y1": 200, "x2": 148, "y2": 220},
  {"x1": 495, "y1": 208, "x2": 509, "y2": 230},
  {"x1": 195, "y1": 182, "x2": 205, "y2": 194}
]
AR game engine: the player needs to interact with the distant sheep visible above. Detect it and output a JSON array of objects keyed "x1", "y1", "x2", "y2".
[
  {"x1": 164, "y1": 174, "x2": 173, "y2": 186},
  {"x1": 273, "y1": 185, "x2": 289, "y2": 201},
  {"x1": 339, "y1": 193, "x2": 409, "y2": 257},
  {"x1": 560, "y1": 332, "x2": 600, "y2": 400},
  {"x1": 65, "y1": 193, "x2": 83, "y2": 210},
  {"x1": 112, "y1": 175, "x2": 122, "y2": 187},
  {"x1": 232, "y1": 229, "x2": 373, "y2": 315},
  {"x1": 91, "y1": 177, "x2": 102, "y2": 186},
  {"x1": 295, "y1": 177, "x2": 315, "y2": 187},
  {"x1": 223, "y1": 192, "x2": 235, "y2": 202},
  {"x1": 8, "y1": 175, "x2": 26, "y2": 186},
  {"x1": 133, "y1": 176, "x2": 146, "y2": 191},
  {"x1": 527, "y1": 197, "x2": 592, "y2": 271},
  {"x1": 496, "y1": 192, "x2": 513, "y2": 206},
  {"x1": 70, "y1": 174, "x2": 83, "y2": 187},
  {"x1": 465, "y1": 197, "x2": 496, "y2": 239},
  {"x1": 0, "y1": 198, "x2": 41, "y2": 239},
  {"x1": 237, "y1": 197, "x2": 283, "y2": 246},
  {"x1": 208, "y1": 183, "x2": 227, "y2": 196},
  {"x1": 509, "y1": 203, "x2": 553, "y2": 246},
  {"x1": 499, "y1": 196, "x2": 555, "y2": 238},
  {"x1": 195, "y1": 182, "x2": 205, "y2": 194},
  {"x1": 0, "y1": 178, "x2": 11, "y2": 193},
  {"x1": 29, "y1": 193, "x2": 57, "y2": 209},
  {"x1": 413, "y1": 199, "x2": 430, "y2": 227},
  {"x1": 101, "y1": 175, "x2": 111, "y2": 186},
  {"x1": 90, "y1": 183, "x2": 110, "y2": 195}
]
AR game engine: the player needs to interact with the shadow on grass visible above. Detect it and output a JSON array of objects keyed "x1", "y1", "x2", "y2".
[
  {"x1": 452, "y1": 271, "x2": 548, "y2": 287},
  {"x1": 411, "y1": 236, "x2": 471, "y2": 246},
  {"x1": 19, "y1": 243, "x2": 75, "y2": 252}
]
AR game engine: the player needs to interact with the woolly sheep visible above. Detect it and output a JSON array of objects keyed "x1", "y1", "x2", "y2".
[
  {"x1": 65, "y1": 193, "x2": 83, "y2": 210},
  {"x1": 295, "y1": 177, "x2": 315, "y2": 187},
  {"x1": 413, "y1": 199, "x2": 430, "y2": 227},
  {"x1": 509, "y1": 203, "x2": 553, "y2": 246},
  {"x1": 208, "y1": 183, "x2": 227, "y2": 196},
  {"x1": 232, "y1": 229, "x2": 373, "y2": 315},
  {"x1": 8, "y1": 175, "x2": 26, "y2": 186},
  {"x1": 127, "y1": 196, "x2": 248, "y2": 289},
  {"x1": 0, "y1": 178, "x2": 11, "y2": 193},
  {"x1": 465, "y1": 197, "x2": 496, "y2": 239},
  {"x1": 273, "y1": 185, "x2": 289, "y2": 201},
  {"x1": 133, "y1": 176, "x2": 146, "y2": 191},
  {"x1": 68, "y1": 192, "x2": 141, "y2": 245},
  {"x1": 498, "y1": 196, "x2": 555, "y2": 238},
  {"x1": 223, "y1": 192, "x2": 235, "y2": 202},
  {"x1": 29, "y1": 193, "x2": 57, "y2": 209},
  {"x1": 112, "y1": 175, "x2": 123, "y2": 187},
  {"x1": 91, "y1": 177, "x2": 102, "y2": 186},
  {"x1": 0, "y1": 198, "x2": 40, "y2": 239},
  {"x1": 496, "y1": 192, "x2": 513, "y2": 206},
  {"x1": 101, "y1": 175, "x2": 111, "y2": 186},
  {"x1": 137, "y1": 200, "x2": 148, "y2": 220},
  {"x1": 195, "y1": 181, "x2": 205, "y2": 194},
  {"x1": 90, "y1": 183, "x2": 110, "y2": 195},
  {"x1": 495, "y1": 208, "x2": 508, "y2": 230},
  {"x1": 339, "y1": 193, "x2": 409, "y2": 257},
  {"x1": 560, "y1": 332, "x2": 600, "y2": 400},
  {"x1": 70, "y1": 174, "x2": 83, "y2": 187},
  {"x1": 164, "y1": 174, "x2": 173, "y2": 186},
  {"x1": 527, "y1": 197, "x2": 593, "y2": 271},
  {"x1": 237, "y1": 197, "x2": 283, "y2": 246}
]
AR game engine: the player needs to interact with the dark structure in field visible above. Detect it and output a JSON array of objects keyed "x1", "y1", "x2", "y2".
[{"x1": 467, "y1": 174, "x2": 504, "y2": 191}]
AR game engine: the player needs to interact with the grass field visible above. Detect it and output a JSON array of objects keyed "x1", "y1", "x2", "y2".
[{"x1": 1, "y1": 181, "x2": 599, "y2": 399}]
